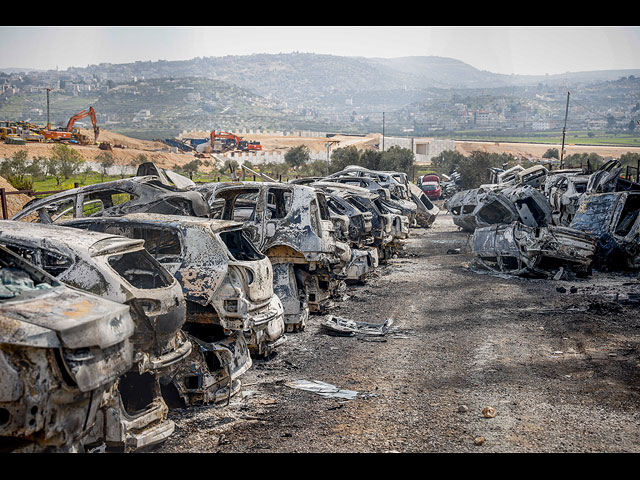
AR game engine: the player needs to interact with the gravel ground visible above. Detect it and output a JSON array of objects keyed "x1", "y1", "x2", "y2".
[{"x1": 155, "y1": 211, "x2": 640, "y2": 453}]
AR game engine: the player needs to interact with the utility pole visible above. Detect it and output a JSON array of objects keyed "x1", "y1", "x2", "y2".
[
  {"x1": 46, "y1": 88, "x2": 51, "y2": 130},
  {"x1": 325, "y1": 140, "x2": 339, "y2": 176},
  {"x1": 382, "y1": 111, "x2": 385, "y2": 152},
  {"x1": 560, "y1": 91, "x2": 570, "y2": 169}
]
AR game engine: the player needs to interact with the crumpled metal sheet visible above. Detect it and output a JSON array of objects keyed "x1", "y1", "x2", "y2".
[
  {"x1": 321, "y1": 315, "x2": 393, "y2": 336},
  {"x1": 285, "y1": 379, "x2": 359, "y2": 400}
]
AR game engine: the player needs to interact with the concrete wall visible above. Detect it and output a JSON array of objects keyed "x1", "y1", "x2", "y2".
[{"x1": 382, "y1": 136, "x2": 455, "y2": 164}]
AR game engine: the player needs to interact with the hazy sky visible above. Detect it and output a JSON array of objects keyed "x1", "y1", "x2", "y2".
[{"x1": 2, "y1": 26, "x2": 640, "y2": 76}]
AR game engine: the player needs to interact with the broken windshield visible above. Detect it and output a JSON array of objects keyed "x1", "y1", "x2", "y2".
[
  {"x1": 0, "y1": 266, "x2": 53, "y2": 300},
  {"x1": 107, "y1": 249, "x2": 172, "y2": 289}
]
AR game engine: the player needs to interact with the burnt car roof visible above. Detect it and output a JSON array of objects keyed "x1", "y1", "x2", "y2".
[
  {"x1": 311, "y1": 181, "x2": 379, "y2": 198},
  {"x1": 0, "y1": 219, "x2": 144, "y2": 256},
  {"x1": 11, "y1": 175, "x2": 211, "y2": 221},
  {"x1": 62, "y1": 212, "x2": 243, "y2": 232}
]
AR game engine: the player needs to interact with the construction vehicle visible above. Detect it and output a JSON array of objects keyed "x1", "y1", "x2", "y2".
[
  {"x1": 210, "y1": 130, "x2": 243, "y2": 152},
  {"x1": 65, "y1": 106, "x2": 100, "y2": 144},
  {"x1": 239, "y1": 140, "x2": 263, "y2": 152},
  {"x1": 0, "y1": 125, "x2": 16, "y2": 140},
  {"x1": 209, "y1": 130, "x2": 262, "y2": 152},
  {"x1": 164, "y1": 138, "x2": 194, "y2": 153},
  {"x1": 42, "y1": 107, "x2": 100, "y2": 145}
]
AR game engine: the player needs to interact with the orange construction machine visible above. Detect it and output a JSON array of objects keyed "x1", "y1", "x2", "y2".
[
  {"x1": 43, "y1": 107, "x2": 100, "y2": 144},
  {"x1": 210, "y1": 130, "x2": 243, "y2": 151},
  {"x1": 209, "y1": 130, "x2": 262, "y2": 152}
]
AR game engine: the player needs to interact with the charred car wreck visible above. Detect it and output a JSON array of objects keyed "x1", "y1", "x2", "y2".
[
  {"x1": 196, "y1": 181, "x2": 352, "y2": 330},
  {"x1": 570, "y1": 191, "x2": 640, "y2": 270},
  {"x1": 0, "y1": 221, "x2": 191, "y2": 451},
  {"x1": 0, "y1": 244, "x2": 135, "y2": 452},
  {"x1": 61, "y1": 213, "x2": 287, "y2": 406},
  {"x1": 471, "y1": 221, "x2": 596, "y2": 278}
]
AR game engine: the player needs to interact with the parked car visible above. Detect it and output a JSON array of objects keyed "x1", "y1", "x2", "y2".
[
  {"x1": 0, "y1": 220, "x2": 191, "y2": 451},
  {"x1": 0, "y1": 244, "x2": 134, "y2": 452},
  {"x1": 418, "y1": 174, "x2": 442, "y2": 200}
]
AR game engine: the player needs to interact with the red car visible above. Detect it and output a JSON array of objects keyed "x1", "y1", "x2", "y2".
[{"x1": 419, "y1": 174, "x2": 442, "y2": 200}]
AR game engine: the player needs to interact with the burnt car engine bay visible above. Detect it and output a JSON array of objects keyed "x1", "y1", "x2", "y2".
[{"x1": 2, "y1": 160, "x2": 640, "y2": 453}]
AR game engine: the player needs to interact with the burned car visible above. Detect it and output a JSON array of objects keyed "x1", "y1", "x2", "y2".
[
  {"x1": 0, "y1": 220, "x2": 191, "y2": 451},
  {"x1": 310, "y1": 181, "x2": 403, "y2": 262},
  {"x1": 196, "y1": 181, "x2": 352, "y2": 327},
  {"x1": 11, "y1": 175, "x2": 210, "y2": 224},
  {"x1": 328, "y1": 175, "x2": 417, "y2": 224},
  {"x1": 514, "y1": 165, "x2": 548, "y2": 189},
  {"x1": 0, "y1": 244, "x2": 134, "y2": 452},
  {"x1": 408, "y1": 183, "x2": 440, "y2": 228},
  {"x1": 586, "y1": 159, "x2": 640, "y2": 194},
  {"x1": 570, "y1": 191, "x2": 640, "y2": 270},
  {"x1": 471, "y1": 221, "x2": 596, "y2": 278},
  {"x1": 544, "y1": 170, "x2": 590, "y2": 226},
  {"x1": 446, "y1": 185, "x2": 551, "y2": 232},
  {"x1": 308, "y1": 184, "x2": 379, "y2": 282},
  {"x1": 326, "y1": 165, "x2": 411, "y2": 201},
  {"x1": 62, "y1": 213, "x2": 285, "y2": 404},
  {"x1": 445, "y1": 188, "x2": 490, "y2": 232}
]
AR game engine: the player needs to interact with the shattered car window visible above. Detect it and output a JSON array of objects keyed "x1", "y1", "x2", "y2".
[
  {"x1": 614, "y1": 195, "x2": 640, "y2": 236},
  {"x1": 219, "y1": 229, "x2": 265, "y2": 262},
  {"x1": 35, "y1": 197, "x2": 76, "y2": 223},
  {"x1": 0, "y1": 264, "x2": 52, "y2": 299},
  {"x1": 107, "y1": 249, "x2": 172, "y2": 289},
  {"x1": 2, "y1": 244, "x2": 73, "y2": 277},
  {"x1": 210, "y1": 198, "x2": 225, "y2": 220},
  {"x1": 316, "y1": 193, "x2": 331, "y2": 221}
]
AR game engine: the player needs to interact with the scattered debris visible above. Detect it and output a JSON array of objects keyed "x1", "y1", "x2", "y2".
[
  {"x1": 285, "y1": 380, "x2": 360, "y2": 400},
  {"x1": 321, "y1": 315, "x2": 393, "y2": 337}
]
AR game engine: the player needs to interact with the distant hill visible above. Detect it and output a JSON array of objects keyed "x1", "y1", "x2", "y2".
[
  {"x1": 3, "y1": 54, "x2": 639, "y2": 137},
  {"x1": 70, "y1": 53, "x2": 640, "y2": 94}
]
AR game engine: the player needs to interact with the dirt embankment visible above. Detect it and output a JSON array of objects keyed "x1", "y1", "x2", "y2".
[
  {"x1": 0, "y1": 175, "x2": 31, "y2": 217},
  {"x1": 455, "y1": 140, "x2": 640, "y2": 160},
  {"x1": 0, "y1": 129, "x2": 196, "y2": 170},
  {"x1": 0, "y1": 129, "x2": 381, "y2": 171},
  {"x1": 180, "y1": 130, "x2": 380, "y2": 154}
]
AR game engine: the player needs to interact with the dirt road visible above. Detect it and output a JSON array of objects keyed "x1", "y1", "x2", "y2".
[{"x1": 156, "y1": 212, "x2": 640, "y2": 453}]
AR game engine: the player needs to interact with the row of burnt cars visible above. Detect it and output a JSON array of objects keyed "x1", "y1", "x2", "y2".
[
  {"x1": 0, "y1": 163, "x2": 439, "y2": 452},
  {"x1": 444, "y1": 160, "x2": 640, "y2": 277}
]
